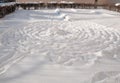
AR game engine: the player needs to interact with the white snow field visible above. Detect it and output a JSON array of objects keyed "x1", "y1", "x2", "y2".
[{"x1": 0, "y1": 9, "x2": 120, "y2": 83}]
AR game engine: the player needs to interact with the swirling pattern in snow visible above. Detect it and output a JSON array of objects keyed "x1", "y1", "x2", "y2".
[{"x1": 0, "y1": 21, "x2": 120, "y2": 72}]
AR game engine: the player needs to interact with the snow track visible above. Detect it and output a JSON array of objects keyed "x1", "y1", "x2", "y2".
[
  {"x1": 1, "y1": 21, "x2": 120, "y2": 70},
  {"x1": 0, "y1": 9, "x2": 120, "y2": 83}
]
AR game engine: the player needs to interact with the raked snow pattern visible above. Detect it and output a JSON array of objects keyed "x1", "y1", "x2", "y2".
[
  {"x1": 0, "y1": 9, "x2": 120, "y2": 83},
  {"x1": 1, "y1": 21, "x2": 120, "y2": 82},
  {"x1": 21, "y1": 21, "x2": 120, "y2": 67}
]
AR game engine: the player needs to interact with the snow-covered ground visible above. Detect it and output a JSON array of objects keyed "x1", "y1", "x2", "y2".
[
  {"x1": 0, "y1": 2, "x2": 16, "y2": 6},
  {"x1": 0, "y1": 9, "x2": 120, "y2": 83}
]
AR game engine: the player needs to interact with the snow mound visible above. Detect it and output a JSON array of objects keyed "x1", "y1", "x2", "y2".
[
  {"x1": 55, "y1": 8, "x2": 61, "y2": 15},
  {"x1": 71, "y1": 9, "x2": 77, "y2": 12}
]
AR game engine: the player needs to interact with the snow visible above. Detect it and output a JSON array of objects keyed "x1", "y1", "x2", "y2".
[
  {"x1": 60, "y1": 1, "x2": 68, "y2": 3},
  {"x1": 0, "y1": 2, "x2": 16, "y2": 7},
  {"x1": 49, "y1": 1, "x2": 57, "y2": 3},
  {"x1": 0, "y1": 8, "x2": 120, "y2": 83},
  {"x1": 115, "y1": 3, "x2": 120, "y2": 6}
]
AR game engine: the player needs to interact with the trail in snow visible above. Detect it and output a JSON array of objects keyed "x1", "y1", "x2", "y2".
[
  {"x1": 0, "y1": 8, "x2": 120, "y2": 83},
  {"x1": 3, "y1": 21, "x2": 120, "y2": 67}
]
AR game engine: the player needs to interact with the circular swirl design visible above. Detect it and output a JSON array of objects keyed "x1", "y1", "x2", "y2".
[{"x1": 1, "y1": 21, "x2": 120, "y2": 69}]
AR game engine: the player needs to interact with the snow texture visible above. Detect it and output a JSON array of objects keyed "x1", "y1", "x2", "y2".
[{"x1": 0, "y1": 8, "x2": 120, "y2": 83}]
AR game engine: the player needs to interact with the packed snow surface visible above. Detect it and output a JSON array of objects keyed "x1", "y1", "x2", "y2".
[{"x1": 0, "y1": 9, "x2": 120, "y2": 83}]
